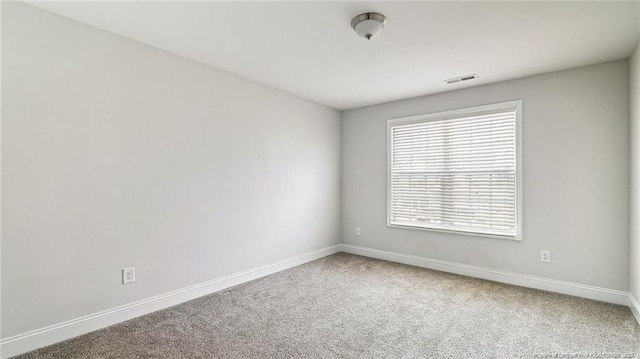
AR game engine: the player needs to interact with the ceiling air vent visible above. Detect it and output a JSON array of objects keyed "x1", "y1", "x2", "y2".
[{"x1": 445, "y1": 74, "x2": 477, "y2": 84}]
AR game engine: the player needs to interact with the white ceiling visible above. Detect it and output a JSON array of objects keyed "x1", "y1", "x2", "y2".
[{"x1": 30, "y1": 1, "x2": 640, "y2": 110}]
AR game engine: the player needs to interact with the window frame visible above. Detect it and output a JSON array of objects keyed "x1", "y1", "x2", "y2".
[{"x1": 386, "y1": 100, "x2": 523, "y2": 241}]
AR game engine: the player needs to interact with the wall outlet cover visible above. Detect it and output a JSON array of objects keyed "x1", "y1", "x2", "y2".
[
  {"x1": 540, "y1": 250, "x2": 551, "y2": 263},
  {"x1": 122, "y1": 267, "x2": 135, "y2": 284}
]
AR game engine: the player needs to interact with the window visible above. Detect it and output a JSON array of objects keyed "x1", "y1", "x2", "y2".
[{"x1": 387, "y1": 101, "x2": 522, "y2": 240}]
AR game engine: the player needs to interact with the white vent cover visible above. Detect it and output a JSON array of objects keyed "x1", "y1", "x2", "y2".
[{"x1": 445, "y1": 74, "x2": 478, "y2": 84}]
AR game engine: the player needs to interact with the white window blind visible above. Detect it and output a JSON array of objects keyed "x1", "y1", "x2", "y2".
[{"x1": 388, "y1": 102, "x2": 521, "y2": 239}]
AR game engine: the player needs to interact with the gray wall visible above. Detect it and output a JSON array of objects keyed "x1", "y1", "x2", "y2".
[
  {"x1": 631, "y1": 42, "x2": 640, "y2": 301},
  {"x1": 2, "y1": 2, "x2": 341, "y2": 338},
  {"x1": 342, "y1": 60, "x2": 630, "y2": 291}
]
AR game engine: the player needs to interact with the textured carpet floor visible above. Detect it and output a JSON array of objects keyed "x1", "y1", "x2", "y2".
[{"x1": 15, "y1": 253, "x2": 640, "y2": 358}]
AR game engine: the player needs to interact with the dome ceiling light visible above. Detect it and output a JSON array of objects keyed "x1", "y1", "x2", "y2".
[{"x1": 351, "y1": 12, "x2": 387, "y2": 40}]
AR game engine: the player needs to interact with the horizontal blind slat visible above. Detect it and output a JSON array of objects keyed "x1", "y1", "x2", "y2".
[{"x1": 392, "y1": 128, "x2": 515, "y2": 142}]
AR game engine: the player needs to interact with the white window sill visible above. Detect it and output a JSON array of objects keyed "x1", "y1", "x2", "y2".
[{"x1": 387, "y1": 223, "x2": 523, "y2": 242}]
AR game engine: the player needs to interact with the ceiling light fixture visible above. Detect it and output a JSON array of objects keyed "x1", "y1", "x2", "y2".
[{"x1": 351, "y1": 12, "x2": 387, "y2": 40}]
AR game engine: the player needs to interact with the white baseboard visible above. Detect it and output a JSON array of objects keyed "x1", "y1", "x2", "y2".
[
  {"x1": 340, "y1": 244, "x2": 630, "y2": 306},
  {"x1": 0, "y1": 244, "x2": 341, "y2": 359},
  {"x1": 629, "y1": 293, "x2": 640, "y2": 325}
]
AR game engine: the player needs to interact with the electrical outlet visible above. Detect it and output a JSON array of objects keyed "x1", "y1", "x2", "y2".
[
  {"x1": 122, "y1": 267, "x2": 135, "y2": 284},
  {"x1": 540, "y1": 250, "x2": 551, "y2": 263},
  {"x1": 355, "y1": 227, "x2": 361, "y2": 236}
]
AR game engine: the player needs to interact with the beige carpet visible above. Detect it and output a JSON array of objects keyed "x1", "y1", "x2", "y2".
[{"x1": 15, "y1": 253, "x2": 640, "y2": 358}]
